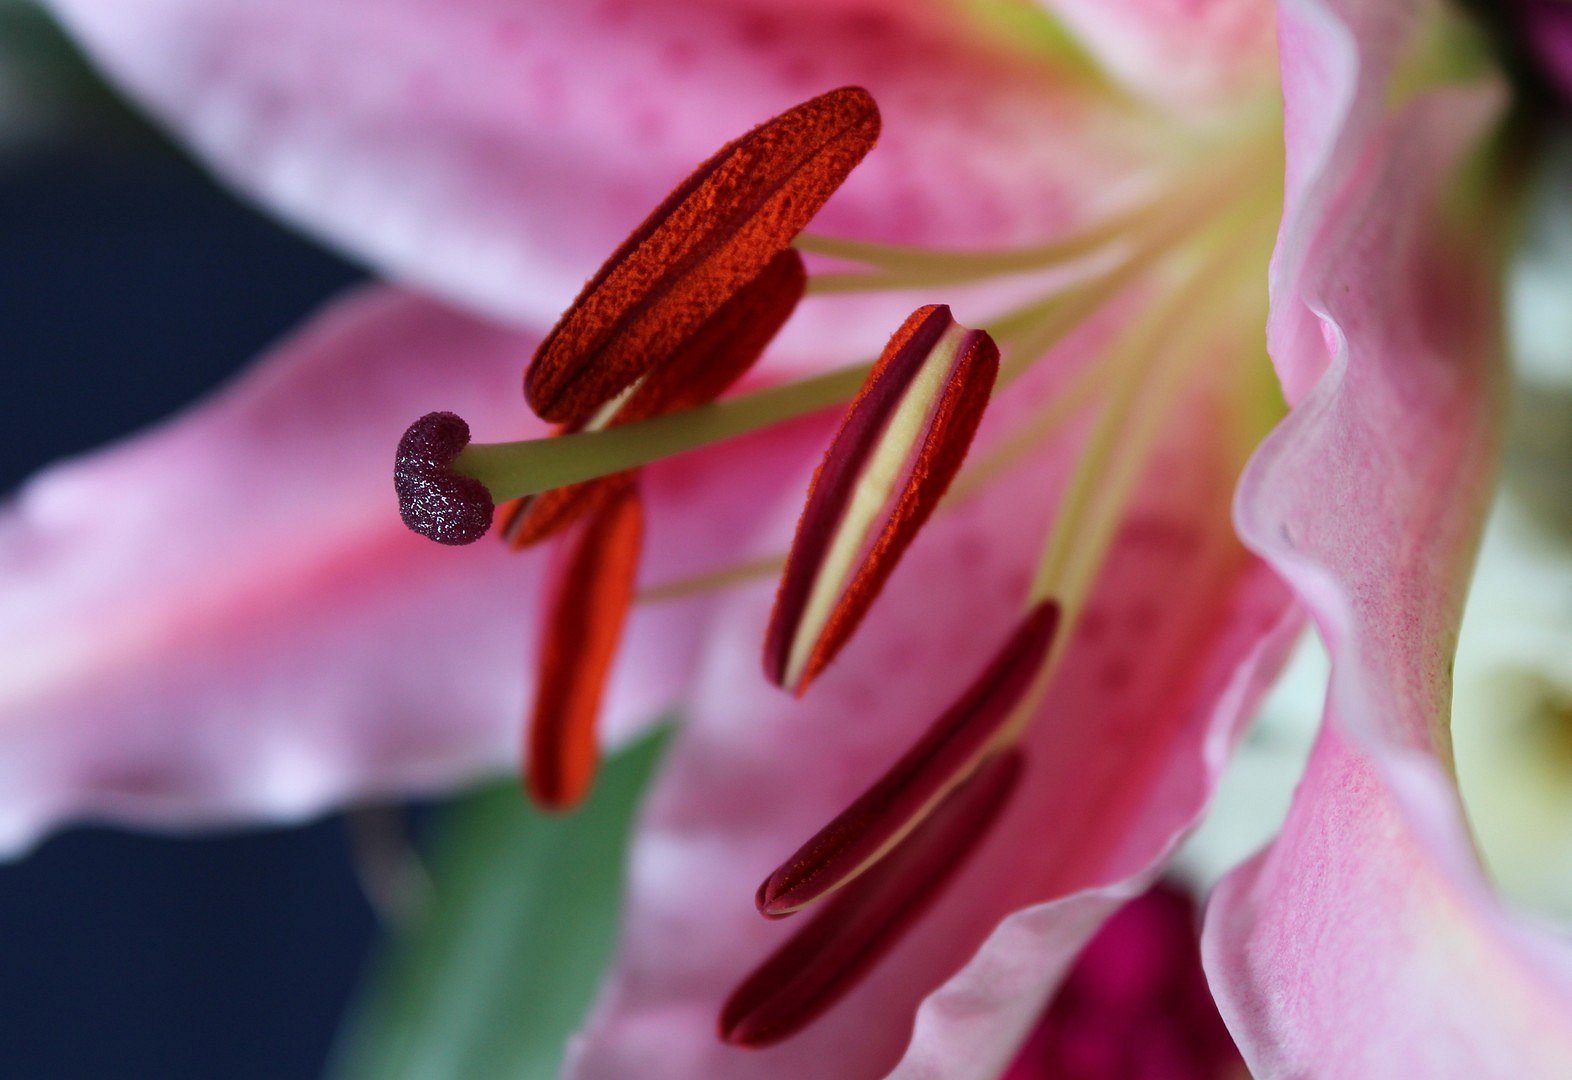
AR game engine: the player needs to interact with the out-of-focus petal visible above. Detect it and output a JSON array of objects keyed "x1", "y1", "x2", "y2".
[
  {"x1": 566, "y1": 329, "x2": 1297, "y2": 1078},
  {"x1": 42, "y1": 0, "x2": 1162, "y2": 353},
  {"x1": 1452, "y1": 493, "x2": 1572, "y2": 920},
  {"x1": 1518, "y1": 0, "x2": 1572, "y2": 106},
  {"x1": 1204, "y1": 2, "x2": 1572, "y2": 1071},
  {"x1": 0, "y1": 286, "x2": 826, "y2": 854},
  {"x1": 1034, "y1": 0, "x2": 1278, "y2": 109}
]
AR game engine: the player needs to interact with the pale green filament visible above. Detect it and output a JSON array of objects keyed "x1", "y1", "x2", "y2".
[
  {"x1": 639, "y1": 554, "x2": 787, "y2": 604},
  {"x1": 1028, "y1": 202, "x2": 1277, "y2": 618},
  {"x1": 797, "y1": 137, "x2": 1279, "y2": 295},
  {"x1": 985, "y1": 207, "x2": 1277, "y2": 749}
]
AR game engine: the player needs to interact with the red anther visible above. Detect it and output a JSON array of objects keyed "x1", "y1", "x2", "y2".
[
  {"x1": 524, "y1": 87, "x2": 879, "y2": 425},
  {"x1": 525, "y1": 487, "x2": 644, "y2": 810},
  {"x1": 498, "y1": 475, "x2": 635, "y2": 552},
  {"x1": 501, "y1": 250, "x2": 806, "y2": 549},
  {"x1": 757, "y1": 602, "x2": 1057, "y2": 917},
  {"x1": 720, "y1": 751, "x2": 1025, "y2": 1048},
  {"x1": 394, "y1": 411, "x2": 494, "y2": 546},
  {"x1": 766, "y1": 305, "x2": 1000, "y2": 695}
]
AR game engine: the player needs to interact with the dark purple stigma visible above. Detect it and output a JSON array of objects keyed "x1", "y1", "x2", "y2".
[{"x1": 394, "y1": 411, "x2": 494, "y2": 545}]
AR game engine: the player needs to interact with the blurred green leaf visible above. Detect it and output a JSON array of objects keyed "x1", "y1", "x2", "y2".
[{"x1": 331, "y1": 728, "x2": 670, "y2": 1080}]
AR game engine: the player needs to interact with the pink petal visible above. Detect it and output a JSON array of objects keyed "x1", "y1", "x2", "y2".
[
  {"x1": 1267, "y1": 0, "x2": 1420, "y2": 405},
  {"x1": 0, "y1": 285, "x2": 826, "y2": 853},
  {"x1": 1204, "y1": 3, "x2": 1572, "y2": 1069},
  {"x1": 1034, "y1": 0, "x2": 1278, "y2": 109},
  {"x1": 43, "y1": 0, "x2": 1160, "y2": 356},
  {"x1": 566, "y1": 331, "x2": 1298, "y2": 1078}
]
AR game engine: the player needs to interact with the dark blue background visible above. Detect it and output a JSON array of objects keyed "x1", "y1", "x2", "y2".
[{"x1": 0, "y1": 139, "x2": 382, "y2": 1078}]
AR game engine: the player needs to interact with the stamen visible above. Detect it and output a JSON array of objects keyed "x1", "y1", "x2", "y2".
[
  {"x1": 525, "y1": 487, "x2": 644, "y2": 810},
  {"x1": 719, "y1": 750, "x2": 1025, "y2": 1048},
  {"x1": 756, "y1": 602, "x2": 1056, "y2": 918},
  {"x1": 765, "y1": 306, "x2": 1000, "y2": 696},
  {"x1": 394, "y1": 411, "x2": 495, "y2": 545},
  {"x1": 524, "y1": 86, "x2": 879, "y2": 425},
  {"x1": 500, "y1": 250, "x2": 806, "y2": 548}
]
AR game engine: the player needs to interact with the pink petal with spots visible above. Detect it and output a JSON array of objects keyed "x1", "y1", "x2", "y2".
[
  {"x1": 566, "y1": 333, "x2": 1298, "y2": 1078},
  {"x1": 0, "y1": 286, "x2": 825, "y2": 853},
  {"x1": 1204, "y1": 2, "x2": 1572, "y2": 1072},
  {"x1": 42, "y1": 0, "x2": 1167, "y2": 362}
]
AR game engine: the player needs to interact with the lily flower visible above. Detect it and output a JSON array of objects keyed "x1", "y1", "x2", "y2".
[{"x1": 11, "y1": 0, "x2": 1572, "y2": 1076}]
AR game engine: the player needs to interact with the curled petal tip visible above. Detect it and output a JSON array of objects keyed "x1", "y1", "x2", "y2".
[
  {"x1": 721, "y1": 751, "x2": 1024, "y2": 1048},
  {"x1": 765, "y1": 305, "x2": 1000, "y2": 694},
  {"x1": 524, "y1": 88, "x2": 877, "y2": 425},
  {"x1": 394, "y1": 411, "x2": 494, "y2": 545}
]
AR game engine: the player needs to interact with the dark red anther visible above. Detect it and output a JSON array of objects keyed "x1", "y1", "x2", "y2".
[
  {"x1": 765, "y1": 305, "x2": 1000, "y2": 695},
  {"x1": 757, "y1": 602, "x2": 1057, "y2": 918},
  {"x1": 394, "y1": 411, "x2": 494, "y2": 546},
  {"x1": 525, "y1": 487, "x2": 644, "y2": 810},
  {"x1": 720, "y1": 751, "x2": 1025, "y2": 1048},
  {"x1": 524, "y1": 87, "x2": 879, "y2": 425}
]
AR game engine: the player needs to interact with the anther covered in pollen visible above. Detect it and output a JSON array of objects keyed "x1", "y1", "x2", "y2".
[
  {"x1": 527, "y1": 487, "x2": 644, "y2": 810},
  {"x1": 720, "y1": 750, "x2": 1025, "y2": 1049},
  {"x1": 765, "y1": 305, "x2": 1001, "y2": 696},
  {"x1": 499, "y1": 248, "x2": 807, "y2": 549},
  {"x1": 522, "y1": 86, "x2": 880, "y2": 425},
  {"x1": 757, "y1": 601, "x2": 1058, "y2": 917},
  {"x1": 394, "y1": 411, "x2": 494, "y2": 545}
]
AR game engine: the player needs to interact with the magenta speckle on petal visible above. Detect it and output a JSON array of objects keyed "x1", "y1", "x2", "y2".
[{"x1": 394, "y1": 411, "x2": 494, "y2": 546}]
